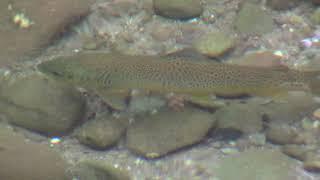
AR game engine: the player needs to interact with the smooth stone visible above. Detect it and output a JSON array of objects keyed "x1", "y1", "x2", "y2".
[
  {"x1": 261, "y1": 92, "x2": 317, "y2": 123},
  {"x1": 75, "y1": 114, "x2": 127, "y2": 150},
  {"x1": 235, "y1": 2, "x2": 274, "y2": 35},
  {"x1": 265, "y1": 123, "x2": 300, "y2": 145},
  {"x1": 193, "y1": 31, "x2": 235, "y2": 58},
  {"x1": 0, "y1": 74, "x2": 86, "y2": 135},
  {"x1": 153, "y1": 0, "x2": 203, "y2": 20},
  {"x1": 313, "y1": 108, "x2": 320, "y2": 119},
  {"x1": 0, "y1": 0, "x2": 94, "y2": 67},
  {"x1": 213, "y1": 103, "x2": 263, "y2": 134},
  {"x1": 267, "y1": 0, "x2": 299, "y2": 10},
  {"x1": 72, "y1": 160, "x2": 130, "y2": 180},
  {"x1": 303, "y1": 153, "x2": 320, "y2": 173},
  {"x1": 281, "y1": 144, "x2": 312, "y2": 161},
  {"x1": 0, "y1": 125, "x2": 70, "y2": 180},
  {"x1": 233, "y1": 50, "x2": 284, "y2": 68},
  {"x1": 126, "y1": 107, "x2": 216, "y2": 158},
  {"x1": 213, "y1": 149, "x2": 297, "y2": 180}
]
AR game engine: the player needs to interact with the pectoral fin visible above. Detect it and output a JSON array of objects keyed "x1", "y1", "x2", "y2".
[{"x1": 96, "y1": 89, "x2": 130, "y2": 111}]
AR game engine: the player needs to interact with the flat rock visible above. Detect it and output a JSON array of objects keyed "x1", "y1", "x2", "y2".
[
  {"x1": 0, "y1": 124, "x2": 70, "y2": 180},
  {"x1": 76, "y1": 114, "x2": 128, "y2": 150},
  {"x1": 153, "y1": 0, "x2": 203, "y2": 20},
  {"x1": 213, "y1": 103, "x2": 263, "y2": 134},
  {"x1": 0, "y1": 74, "x2": 86, "y2": 135},
  {"x1": 213, "y1": 149, "x2": 298, "y2": 180},
  {"x1": 126, "y1": 107, "x2": 216, "y2": 158},
  {"x1": 0, "y1": 0, "x2": 93, "y2": 67},
  {"x1": 235, "y1": 2, "x2": 274, "y2": 35}
]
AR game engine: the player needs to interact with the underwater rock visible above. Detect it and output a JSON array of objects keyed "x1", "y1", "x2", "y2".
[
  {"x1": 153, "y1": 0, "x2": 203, "y2": 20},
  {"x1": 303, "y1": 152, "x2": 320, "y2": 173},
  {"x1": 313, "y1": 0, "x2": 320, "y2": 5},
  {"x1": 71, "y1": 160, "x2": 130, "y2": 180},
  {"x1": 310, "y1": 8, "x2": 320, "y2": 25},
  {"x1": 97, "y1": 0, "x2": 139, "y2": 18},
  {"x1": 281, "y1": 144, "x2": 313, "y2": 161},
  {"x1": 193, "y1": 31, "x2": 235, "y2": 58},
  {"x1": 261, "y1": 92, "x2": 317, "y2": 123},
  {"x1": 235, "y1": 2, "x2": 274, "y2": 35},
  {"x1": 213, "y1": 149, "x2": 298, "y2": 180},
  {"x1": 126, "y1": 107, "x2": 215, "y2": 158},
  {"x1": 128, "y1": 93, "x2": 166, "y2": 114},
  {"x1": 75, "y1": 114, "x2": 127, "y2": 150},
  {"x1": 0, "y1": 0, "x2": 93, "y2": 67},
  {"x1": 0, "y1": 125, "x2": 70, "y2": 180},
  {"x1": 267, "y1": 0, "x2": 299, "y2": 10},
  {"x1": 265, "y1": 123, "x2": 301, "y2": 145},
  {"x1": 0, "y1": 74, "x2": 86, "y2": 135},
  {"x1": 313, "y1": 108, "x2": 320, "y2": 119},
  {"x1": 233, "y1": 50, "x2": 284, "y2": 68},
  {"x1": 213, "y1": 103, "x2": 263, "y2": 134}
]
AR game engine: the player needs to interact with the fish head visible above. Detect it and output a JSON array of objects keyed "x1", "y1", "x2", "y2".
[{"x1": 37, "y1": 57, "x2": 85, "y2": 83}]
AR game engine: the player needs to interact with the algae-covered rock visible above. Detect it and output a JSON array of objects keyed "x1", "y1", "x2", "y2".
[
  {"x1": 0, "y1": 74, "x2": 86, "y2": 135},
  {"x1": 213, "y1": 149, "x2": 298, "y2": 180},
  {"x1": 76, "y1": 114, "x2": 127, "y2": 150},
  {"x1": 213, "y1": 103, "x2": 263, "y2": 134},
  {"x1": 235, "y1": 2, "x2": 274, "y2": 35},
  {"x1": 72, "y1": 160, "x2": 130, "y2": 180},
  {"x1": 193, "y1": 31, "x2": 235, "y2": 58},
  {"x1": 0, "y1": 124, "x2": 70, "y2": 180},
  {"x1": 126, "y1": 107, "x2": 215, "y2": 158},
  {"x1": 153, "y1": 0, "x2": 203, "y2": 20}
]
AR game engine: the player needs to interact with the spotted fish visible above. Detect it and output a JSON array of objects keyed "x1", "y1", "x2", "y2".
[{"x1": 37, "y1": 52, "x2": 320, "y2": 98}]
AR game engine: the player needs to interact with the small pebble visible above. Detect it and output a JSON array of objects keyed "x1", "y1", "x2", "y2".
[
  {"x1": 313, "y1": 108, "x2": 320, "y2": 119},
  {"x1": 304, "y1": 161, "x2": 320, "y2": 173}
]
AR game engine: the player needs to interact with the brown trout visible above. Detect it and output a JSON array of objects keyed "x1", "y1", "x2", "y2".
[{"x1": 37, "y1": 52, "x2": 320, "y2": 97}]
